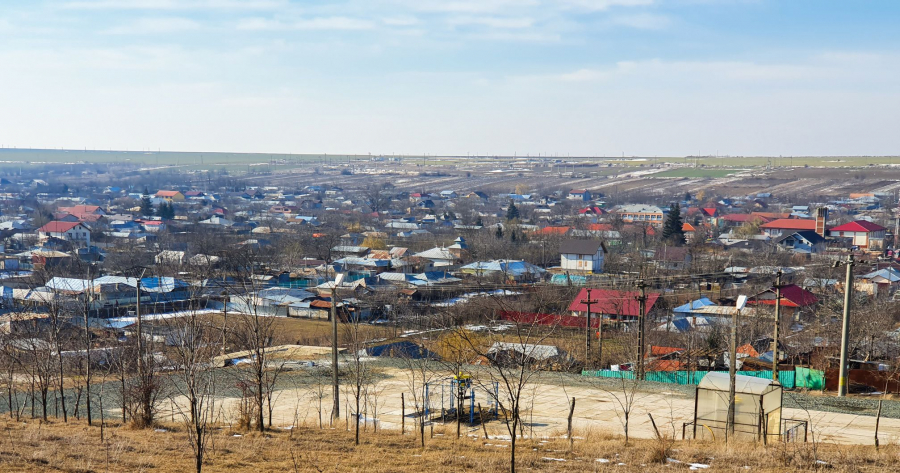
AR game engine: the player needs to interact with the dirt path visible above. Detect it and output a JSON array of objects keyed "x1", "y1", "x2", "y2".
[{"x1": 156, "y1": 367, "x2": 900, "y2": 445}]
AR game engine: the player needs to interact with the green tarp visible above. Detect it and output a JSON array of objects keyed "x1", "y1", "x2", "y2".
[
  {"x1": 793, "y1": 366, "x2": 825, "y2": 390},
  {"x1": 582, "y1": 369, "x2": 804, "y2": 389}
]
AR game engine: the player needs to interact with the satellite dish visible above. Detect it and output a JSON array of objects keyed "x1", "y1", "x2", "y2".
[{"x1": 736, "y1": 295, "x2": 748, "y2": 311}]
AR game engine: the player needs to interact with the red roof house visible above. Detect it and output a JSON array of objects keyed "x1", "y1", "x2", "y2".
[
  {"x1": 750, "y1": 284, "x2": 818, "y2": 308},
  {"x1": 760, "y1": 219, "x2": 817, "y2": 235},
  {"x1": 829, "y1": 220, "x2": 887, "y2": 249},
  {"x1": 535, "y1": 226, "x2": 571, "y2": 236},
  {"x1": 568, "y1": 288, "x2": 659, "y2": 322},
  {"x1": 37, "y1": 221, "x2": 91, "y2": 246}
]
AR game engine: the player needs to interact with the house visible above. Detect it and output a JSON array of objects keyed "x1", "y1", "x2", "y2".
[
  {"x1": 559, "y1": 239, "x2": 606, "y2": 274},
  {"x1": 460, "y1": 260, "x2": 545, "y2": 282},
  {"x1": 37, "y1": 221, "x2": 91, "y2": 247},
  {"x1": 775, "y1": 230, "x2": 826, "y2": 254},
  {"x1": 57, "y1": 205, "x2": 106, "y2": 222},
  {"x1": 721, "y1": 213, "x2": 767, "y2": 228},
  {"x1": 535, "y1": 226, "x2": 571, "y2": 237},
  {"x1": 616, "y1": 204, "x2": 667, "y2": 227},
  {"x1": 682, "y1": 223, "x2": 697, "y2": 242},
  {"x1": 672, "y1": 297, "x2": 717, "y2": 318},
  {"x1": 759, "y1": 218, "x2": 817, "y2": 237},
  {"x1": 483, "y1": 342, "x2": 573, "y2": 370},
  {"x1": 652, "y1": 246, "x2": 692, "y2": 271},
  {"x1": 439, "y1": 190, "x2": 458, "y2": 199},
  {"x1": 749, "y1": 284, "x2": 818, "y2": 317},
  {"x1": 828, "y1": 220, "x2": 887, "y2": 250},
  {"x1": 567, "y1": 189, "x2": 592, "y2": 201},
  {"x1": 413, "y1": 247, "x2": 460, "y2": 268},
  {"x1": 568, "y1": 288, "x2": 659, "y2": 325},
  {"x1": 857, "y1": 268, "x2": 900, "y2": 296},
  {"x1": 155, "y1": 190, "x2": 185, "y2": 202}
]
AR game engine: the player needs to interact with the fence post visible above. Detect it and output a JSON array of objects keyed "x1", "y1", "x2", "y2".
[
  {"x1": 567, "y1": 397, "x2": 576, "y2": 452},
  {"x1": 875, "y1": 400, "x2": 883, "y2": 449},
  {"x1": 401, "y1": 393, "x2": 405, "y2": 435}
]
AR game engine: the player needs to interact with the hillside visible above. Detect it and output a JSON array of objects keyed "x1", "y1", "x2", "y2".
[{"x1": 0, "y1": 418, "x2": 895, "y2": 472}]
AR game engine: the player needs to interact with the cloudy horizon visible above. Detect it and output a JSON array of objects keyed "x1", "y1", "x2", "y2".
[{"x1": 1, "y1": 0, "x2": 898, "y2": 156}]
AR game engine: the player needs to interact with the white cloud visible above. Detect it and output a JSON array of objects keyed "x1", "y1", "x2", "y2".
[
  {"x1": 235, "y1": 16, "x2": 375, "y2": 31},
  {"x1": 398, "y1": 0, "x2": 539, "y2": 14},
  {"x1": 448, "y1": 16, "x2": 535, "y2": 29},
  {"x1": 236, "y1": 17, "x2": 285, "y2": 31},
  {"x1": 294, "y1": 17, "x2": 375, "y2": 30},
  {"x1": 237, "y1": 16, "x2": 375, "y2": 31},
  {"x1": 105, "y1": 17, "x2": 202, "y2": 34},
  {"x1": 609, "y1": 13, "x2": 670, "y2": 29},
  {"x1": 558, "y1": 0, "x2": 654, "y2": 11},
  {"x1": 381, "y1": 16, "x2": 420, "y2": 26},
  {"x1": 62, "y1": 0, "x2": 287, "y2": 10},
  {"x1": 467, "y1": 31, "x2": 561, "y2": 43}
]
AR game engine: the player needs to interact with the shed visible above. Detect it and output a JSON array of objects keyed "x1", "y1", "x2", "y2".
[{"x1": 693, "y1": 372, "x2": 782, "y2": 442}]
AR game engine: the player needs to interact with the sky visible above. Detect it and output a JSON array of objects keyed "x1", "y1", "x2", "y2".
[{"x1": 1, "y1": 0, "x2": 899, "y2": 157}]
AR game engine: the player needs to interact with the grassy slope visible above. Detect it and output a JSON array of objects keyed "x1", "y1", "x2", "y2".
[{"x1": 0, "y1": 418, "x2": 895, "y2": 472}]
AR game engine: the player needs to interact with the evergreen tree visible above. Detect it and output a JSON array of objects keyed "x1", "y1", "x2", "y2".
[
  {"x1": 140, "y1": 195, "x2": 154, "y2": 217},
  {"x1": 505, "y1": 200, "x2": 519, "y2": 221},
  {"x1": 159, "y1": 202, "x2": 175, "y2": 220},
  {"x1": 495, "y1": 224, "x2": 504, "y2": 239},
  {"x1": 475, "y1": 216, "x2": 483, "y2": 227},
  {"x1": 510, "y1": 231, "x2": 517, "y2": 243},
  {"x1": 661, "y1": 203, "x2": 686, "y2": 245}
]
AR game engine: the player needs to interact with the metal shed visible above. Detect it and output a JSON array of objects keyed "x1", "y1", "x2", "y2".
[{"x1": 693, "y1": 372, "x2": 782, "y2": 442}]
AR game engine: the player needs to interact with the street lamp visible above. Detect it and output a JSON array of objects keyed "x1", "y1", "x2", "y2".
[{"x1": 331, "y1": 273, "x2": 345, "y2": 423}]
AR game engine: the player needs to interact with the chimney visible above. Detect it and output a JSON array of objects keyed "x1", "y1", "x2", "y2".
[{"x1": 815, "y1": 207, "x2": 828, "y2": 237}]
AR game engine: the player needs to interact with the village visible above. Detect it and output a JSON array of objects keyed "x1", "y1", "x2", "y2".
[{"x1": 0, "y1": 155, "x2": 897, "y2": 455}]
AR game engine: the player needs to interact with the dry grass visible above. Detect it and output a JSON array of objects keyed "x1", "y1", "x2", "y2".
[{"x1": 0, "y1": 417, "x2": 897, "y2": 472}]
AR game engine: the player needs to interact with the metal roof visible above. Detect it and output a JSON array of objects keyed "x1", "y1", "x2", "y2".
[{"x1": 698, "y1": 372, "x2": 780, "y2": 395}]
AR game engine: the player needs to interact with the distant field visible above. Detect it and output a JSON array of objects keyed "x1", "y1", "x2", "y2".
[
  {"x1": 0, "y1": 148, "x2": 364, "y2": 168},
  {"x1": 652, "y1": 168, "x2": 737, "y2": 178},
  {"x1": 1, "y1": 148, "x2": 898, "y2": 174}
]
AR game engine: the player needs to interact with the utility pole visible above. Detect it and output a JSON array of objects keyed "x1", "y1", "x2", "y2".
[
  {"x1": 635, "y1": 279, "x2": 649, "y2": 381},
  {"x1": 331, "y1": 274, "x2": 345, "y2": 420},
  {"x1": 727, "y1": 295, "x2": 748, "y2": 442},
  {"x1": 583, "y1": 289, "x2": 597, "y2": 368},
  {"x1": 772, "y1": 271, "x2": 783, "y2": 382},
  {"x1": 837, "y1": 254, "x2": 856, "y2": 397},
  {"x1": 135, "y1": 268, "x2": 147, "y2": 401}
]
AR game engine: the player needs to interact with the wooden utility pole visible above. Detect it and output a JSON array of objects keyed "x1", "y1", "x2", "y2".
[
  {"x1": 635, "y1": 279, "x2": 649, "y2": 380},
  {"x1": 838, "y1": 254, "x2": 855, "y2": 397},
  {"x1": 772, "y1": 271, "x2": 783, "y2": 382},
  {"x1": 583, "y1": 289, "x2": 598, "y2": 367}
]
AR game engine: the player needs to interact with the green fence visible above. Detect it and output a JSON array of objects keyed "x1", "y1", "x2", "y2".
[{"x1": 581, "y1": 368, "x2": 824, "y2": 390}]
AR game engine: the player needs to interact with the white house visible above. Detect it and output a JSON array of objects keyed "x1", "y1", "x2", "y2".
[
  {"x1": 828, "y1": 220, "x2": 886, "y2": 250},
  {"x1": 37, "y1": 221, "x2": 91, "y2": 246},
  {"x1": 559, "y1": 239, "x2": 606, "y2": 273}
]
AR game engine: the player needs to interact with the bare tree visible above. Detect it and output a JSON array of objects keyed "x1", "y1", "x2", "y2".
[
  {"x1": 342, "y1": 311, "x2": 374, "y2": 445},
  {"x1": 449, "y1": 285, "x2": 565, "y2": 473},
  {"x1": 164, "y1": 290, "x2": 218, "y2": 473}
]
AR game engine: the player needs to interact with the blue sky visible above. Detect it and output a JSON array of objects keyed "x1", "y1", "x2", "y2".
[{"x1": 1, "y1": 0, "x2": 898, "y2": 156}]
